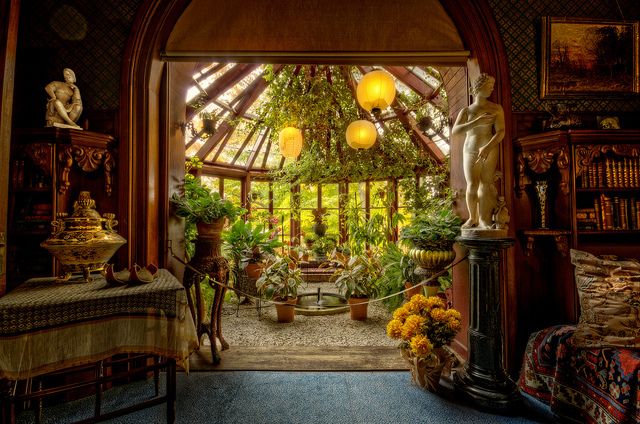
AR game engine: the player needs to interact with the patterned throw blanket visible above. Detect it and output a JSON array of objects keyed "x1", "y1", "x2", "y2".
[{"x1": 518, "y1": 325, "x2": 639, "y2": 424}]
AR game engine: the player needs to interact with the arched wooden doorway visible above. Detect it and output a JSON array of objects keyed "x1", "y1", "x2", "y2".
[{"x1": 120, "y1": 0, "x2": 517, "y2": 369}]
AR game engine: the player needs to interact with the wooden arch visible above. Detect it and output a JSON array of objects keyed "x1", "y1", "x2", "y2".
[{"x1": 120, "y1": 0, "x2": 515, "y2": 367}]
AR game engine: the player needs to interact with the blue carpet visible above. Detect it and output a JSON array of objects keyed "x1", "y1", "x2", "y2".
[{"x1": 19, "y1": 372, "x2": 545, "y2": 423}]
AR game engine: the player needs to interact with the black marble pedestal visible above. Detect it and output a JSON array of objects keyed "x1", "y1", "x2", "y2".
[{"x1": 453, "y1": 236, "x2": 520, "y2": 413}]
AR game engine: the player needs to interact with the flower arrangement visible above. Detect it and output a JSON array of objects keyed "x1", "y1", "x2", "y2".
[{"x1": 386, "y1": 294, "x2": 461, "y2": 359}]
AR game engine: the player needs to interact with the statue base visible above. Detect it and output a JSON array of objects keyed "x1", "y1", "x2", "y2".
[
  {"x1": 51, "y1": 122, "x2": 83, "y2": 130},
  {"x1": 460, "y1": 228, "x2": 508, "y2": 239}
]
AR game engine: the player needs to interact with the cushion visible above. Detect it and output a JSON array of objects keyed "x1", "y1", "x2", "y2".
[{"x1": 570, "y1": 249, "x2": 640, "y2": 348}]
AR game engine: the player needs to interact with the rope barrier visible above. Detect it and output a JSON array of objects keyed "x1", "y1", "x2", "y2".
[{"x1": 167, "y1": 240, "x2": 469, "y2": 308}]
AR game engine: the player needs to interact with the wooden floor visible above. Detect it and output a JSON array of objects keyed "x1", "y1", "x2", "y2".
[{"x1": 189, "y1": 345, "x2": 409, "y2": 371}]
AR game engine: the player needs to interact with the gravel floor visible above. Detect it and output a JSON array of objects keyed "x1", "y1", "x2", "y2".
[{"x1": 220, "y1": 282, "x2": 397, "y2": 347}]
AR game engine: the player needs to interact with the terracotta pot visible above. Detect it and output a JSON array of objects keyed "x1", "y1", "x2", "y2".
[
  {"x1": 274, "y1": 297, "x2": 297, "y2": 323},
  {"x1": 423, "y1": 284, "x2": 439, "y2": 297},
  {"x1": 244, "y1": 262, "x2": 263, "y2": 279},
  {"x1": 196, "y1": 218, "x2": 225, "y2": 238},
  {"x1": 404, "y1": 281, "x2": 422, "y2": 300},
  {"x1": 348, "y1": 296, "x2": 369, "y2": 321}
]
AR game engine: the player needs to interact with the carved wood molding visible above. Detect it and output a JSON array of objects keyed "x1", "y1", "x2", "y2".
[
  {"x1": 516, "y1": 145, "x2": 569, "y2": 196},
  {"x1": 23, "y1": 143, "x2": 52, "y2": 177},
  {"x1": 58, "y1": 146, "x2": 115, "y2": 196},
  {"x1": 519, "y1": 229, "x2": 571, "y2": 258},
  {"x1": 574, "y1": 144, "x2": 640, "y2": 177}
]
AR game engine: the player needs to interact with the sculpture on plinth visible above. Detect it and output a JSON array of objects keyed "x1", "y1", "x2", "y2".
[
  {"x1": 45, "y1": 68, "x2": 83, "y2": 130},
  {"x1": 452, "y1": 73, "x2": 509, "y2": 237}
]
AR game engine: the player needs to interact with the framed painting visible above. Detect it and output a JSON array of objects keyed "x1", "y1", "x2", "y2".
[{"x1": 540, "y1": 17, "x2": 639, "y2": 99}]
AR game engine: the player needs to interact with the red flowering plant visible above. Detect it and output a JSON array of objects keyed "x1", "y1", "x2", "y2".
[{"x1": 386, "y1": 294, "x2": 461, "y2": 359}]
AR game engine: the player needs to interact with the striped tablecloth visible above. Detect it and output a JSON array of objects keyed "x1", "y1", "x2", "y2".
[{"x1": 0, "y1": 269, "x2": 198, "y2": 380}]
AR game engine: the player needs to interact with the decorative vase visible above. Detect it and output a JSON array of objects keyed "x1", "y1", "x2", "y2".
[
  {"x1": 347, "y1": 296, "x2": 369, "y2": 320},
  {"x1": 401, "y1": 347, "x2": 452, "y2": 392},
  {"x1": 409, "y1": 249, "x2": 455, "y2": 286},
  {"x1": 534, "y1": 180, "x2": 549, "y2": 229},
  {"x1": 274, "y1": 297, "x2": 297, "y2": 323},
  {"x1": 40, "y1": 191, "x2": 126, "y2": 282},
  {"x1": 312, "y1": 222, "x2": 327, "y2": 236}
]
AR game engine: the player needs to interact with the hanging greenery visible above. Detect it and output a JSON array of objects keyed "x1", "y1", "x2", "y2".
[{"x1": 256, "y1": 65, "x2": 439, "y2": 184}]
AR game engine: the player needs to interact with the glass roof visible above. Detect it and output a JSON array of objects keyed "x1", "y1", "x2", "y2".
[{"x1": 184, "y1": 64, "x2": 450, "y2": 174}]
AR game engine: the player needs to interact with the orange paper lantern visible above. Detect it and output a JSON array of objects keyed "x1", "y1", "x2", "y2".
[
  {"x1": 278, "y1": 127, "x2": 303, "y2": 158},
  {"x1": 346, "y1": 120, "x2": 377, "y2": 150}
]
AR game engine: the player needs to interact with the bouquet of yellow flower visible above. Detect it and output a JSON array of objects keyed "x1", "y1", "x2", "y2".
[{"x1": 386, "y1": 294, "x2": 461, "y2": 359}]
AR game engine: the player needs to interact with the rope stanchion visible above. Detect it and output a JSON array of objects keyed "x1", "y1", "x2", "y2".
[{"x1": 167, "y1": 240, "x2": 469, "y2": 308}]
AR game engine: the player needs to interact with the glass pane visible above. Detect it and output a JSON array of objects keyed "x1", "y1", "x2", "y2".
[
  {"x1": 272, "y1": 182, "x2": 291, "y2": 210},
  {"x1": 300, "y1": 183, "x2": 318, "y2": 209},
  {"x1": 200, "y1": 176, "x2": 220, "y2": 192},
  {"x1": 300, "y1": 210, "x2": 314, "y2": 235},
  {"x1": 325, "y1": 210, "x2": 339, "y2": 239},
  {"x1": 223, "y1": 179, "x2": 242, "y2": 205},
  {"x1": 370, "y1": 181, "x2": 389, "y2": 208},
  {"x1": 249, "y1": 181, "x2": 270, "y2": 209},
  {"x1": 322, "y1": 184, "x2": 339, "y2": 208}
]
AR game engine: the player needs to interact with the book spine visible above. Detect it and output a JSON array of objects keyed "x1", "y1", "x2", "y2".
[
  {"x1": 630, "y1": 197, "x2": 638, "y2": 230},
  {"x1": 594, "y1": 197, "x2": 603, "y2": 230}
]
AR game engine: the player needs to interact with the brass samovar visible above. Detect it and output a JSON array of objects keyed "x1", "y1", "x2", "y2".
[{"x1": 41, "y1": 191, "x2": 126, "y2": 282}]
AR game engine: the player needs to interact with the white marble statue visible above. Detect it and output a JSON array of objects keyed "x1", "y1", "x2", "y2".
[
  {"x1": 45, "y1": 68, "x2": 83, "y2": 130},
  {"x1": 452, "y1": 73, "x2": 505, "y2": 231}
]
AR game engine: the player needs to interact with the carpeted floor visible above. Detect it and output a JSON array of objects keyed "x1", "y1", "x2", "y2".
[{"x1": 18, "y1": 371, "x2": 546, "y2": 424}]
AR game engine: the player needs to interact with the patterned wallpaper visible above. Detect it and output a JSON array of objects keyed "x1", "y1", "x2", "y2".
[
  {"x1": 15, "y1": 0, "x2": 640, "y2": 117},
  {"x1": 16, "y1": 0, "x2": 140, "y2": 118},
  {"x1": 488, "y1": 0, "x2": 640, "y2": 112}
]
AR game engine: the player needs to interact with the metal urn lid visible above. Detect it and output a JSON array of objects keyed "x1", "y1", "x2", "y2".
[{"x1": 40, "y1": 191, "x2": 127, "y2": 282}]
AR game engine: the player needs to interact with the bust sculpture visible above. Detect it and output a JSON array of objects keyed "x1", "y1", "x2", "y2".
[
  {"x1": 452, "y1": 73, "x2": 507, "y2": 234},
  {"x1": 45, "y1": 68, "x2": 83, "y2": 130}
]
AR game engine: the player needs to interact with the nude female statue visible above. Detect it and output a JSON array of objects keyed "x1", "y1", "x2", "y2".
[
  {"x1": 451, "y1": 73, "x2": 505, "y2": 230},
  {"x1": 45, "y1": 68, "x2": 83, "y2": 130}
]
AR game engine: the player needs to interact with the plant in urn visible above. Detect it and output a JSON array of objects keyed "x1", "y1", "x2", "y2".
[{"x1": 41, "y1": 191, "x2": 126, "y2": 282}]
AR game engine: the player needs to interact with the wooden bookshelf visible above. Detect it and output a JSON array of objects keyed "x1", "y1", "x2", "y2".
[{"x1": 512, "y1": 129, "x2": 640, "y2": 358}]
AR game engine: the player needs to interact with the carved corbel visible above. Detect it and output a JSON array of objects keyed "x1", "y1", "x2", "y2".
[{"x1": 58, "y1": 146, "x2": 113, "y2": 195}]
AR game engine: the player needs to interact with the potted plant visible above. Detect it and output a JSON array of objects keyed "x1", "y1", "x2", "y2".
[
  {"x1": 332, "y1": 253, "x2": 381, "y2": 320},
  {"x1": 223, "y1": 219, "x2": 283, "y2": 280},
  {"x1": 399, "y1": 190, "x2": 462, "y2": 295},
  {"x1": 311, "y1": 207, "x2": 328, "y2": 236},
  {"x1": 170, "y1": 158, "x2": 243, "y2": 231},
  {"x1": 379, "y1": 243, "x2": 421, "y2": 310},
  {"x1": 386, "y1": 294, "x2": 462, "y2": 392},
  {"x1": 310, "y1": 235, "x2": 335, "y2": 262},
  {"x1": 256, "y1": 256, "x2": 306, "y2": 322}
]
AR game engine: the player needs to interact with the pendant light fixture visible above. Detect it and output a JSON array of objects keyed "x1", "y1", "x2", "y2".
[
  {"x1": 356, "y1": 70, "x2": 396, "y2": 115},
  {"x1": 346, "y1": 120, "x2": 377, "y2": 150},
  {"x1": 278, "y1": 126, "x2": 303, "y2": 158}
]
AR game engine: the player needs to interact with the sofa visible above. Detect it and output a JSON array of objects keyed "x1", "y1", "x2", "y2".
[{"x1": 518, "y1": 250, "x2": 639, "y2": 424}]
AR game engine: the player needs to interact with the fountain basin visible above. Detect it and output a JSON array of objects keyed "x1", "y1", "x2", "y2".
[{"x1": 295, "y1": 289, "x2": 349, "y2": 316}]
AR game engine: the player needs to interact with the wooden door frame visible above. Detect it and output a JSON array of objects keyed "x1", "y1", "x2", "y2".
[
  {"x1": 120, "y1": 0, "x2": 518, "y2": 370},
  {"x1": 0, "y1": 0, "x2": 20, "y2": 295}
]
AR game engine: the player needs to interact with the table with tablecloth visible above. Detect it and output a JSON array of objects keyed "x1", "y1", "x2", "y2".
[{"x1": 0, "y1": 269, "x2": 198, "y2": 381}]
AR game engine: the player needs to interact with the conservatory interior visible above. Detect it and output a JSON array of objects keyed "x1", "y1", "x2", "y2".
[{"x1": 1, "y1": 1, "x2": 639, "y2": 423}]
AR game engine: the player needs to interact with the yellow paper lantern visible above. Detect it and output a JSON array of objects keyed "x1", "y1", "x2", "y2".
[
  {"x1": 356, "y1": 70, "x2": 396, "y2": 114},
  {"x1": 346, "y1": 120, "x2": 377, "y2": 150},
  {"x1": 278, "y1": 127, "x2": 303, "y2": 158}
]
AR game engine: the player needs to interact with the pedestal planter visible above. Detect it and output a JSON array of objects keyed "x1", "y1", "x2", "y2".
[
  {"x1": 183, "y1": 218, "x2": 229, "y2": 364},
  {"x1": 348, "y1": 297, "x2": 369, "y2": 320}
]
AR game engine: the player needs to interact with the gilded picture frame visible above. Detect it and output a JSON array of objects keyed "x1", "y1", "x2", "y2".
[{"x1": 540, "y1": 17, "x2": 640, "y2": 99}]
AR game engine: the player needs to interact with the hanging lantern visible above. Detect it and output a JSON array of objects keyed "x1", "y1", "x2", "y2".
[
  {"x1": 356, "y1": 70, "x2": 396, "y2": 114},
  {"x1": 279, "y1": 127, "x2": 303, "y2": 158},
  {"x1": 346, "y1": 120, "x2": 377, "y2": 150}
]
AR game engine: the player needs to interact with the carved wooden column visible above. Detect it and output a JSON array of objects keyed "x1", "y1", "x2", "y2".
[{"x1": 453, "y1": 236, "x2": 519, "y2": 413}]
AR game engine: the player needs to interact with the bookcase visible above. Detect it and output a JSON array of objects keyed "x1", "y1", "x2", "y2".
[
  {"x1": 6, "y1": 128, "x2": 116, "y2": 290},
  {"x1": 512, "y1": 129, "x2": 640, "y2": 346}
]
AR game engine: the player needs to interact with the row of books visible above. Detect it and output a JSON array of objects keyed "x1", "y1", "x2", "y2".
[
  {"x1": 578, "y1": 157, "x2": 640, "y2": 189},
  {"x1": 577, "y1": 195, "x2": 640, "y2": 231}
]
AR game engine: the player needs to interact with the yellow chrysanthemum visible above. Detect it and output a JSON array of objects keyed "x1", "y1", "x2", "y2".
[
  {"x1": 386, "y1": 319, "x2": 403, "y2": 339},
  {"x1": 392, "y1": 306, "x2": 410, "y2": 322},
  {"x1": 408, "y1": 294, "x2": 429, "y2": 309},
  {"x1": 401, "y1": 315, "x2": 425, "y2": 340},
  {"x1": 447, "y1": 318, "x2": 462, "y2": 331},
  {"x1": 409, "y1": 334, "x2": 433, "y2": 358},
  {"x1": 430, "y1": 308, "x2": 448, "y2": 322},
  {"x1": 426, "y1": 296, "x2": 445, "y2": 309},
  {"x1": 445, "y1": 309, "x2": 462, "y2": 320}
]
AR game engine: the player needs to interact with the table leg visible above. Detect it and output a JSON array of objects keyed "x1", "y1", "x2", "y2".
[{"x1": 166, "y1": 359, "x2": 176, "y2": 424}]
